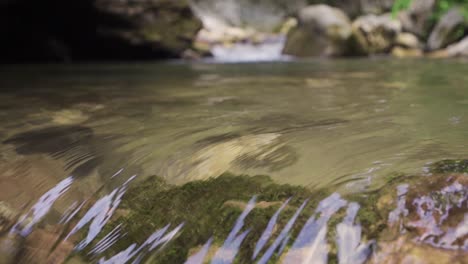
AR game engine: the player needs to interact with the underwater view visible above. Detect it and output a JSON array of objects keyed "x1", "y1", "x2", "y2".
[{"x1": 1, "y1": 0, "x2": 468, "y2": 263}]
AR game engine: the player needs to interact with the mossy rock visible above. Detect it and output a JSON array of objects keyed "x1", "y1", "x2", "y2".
[
  {"x1": 91, "y1": 173, "x2": 330, "y2": 263},
  {"x1": 81, "y1": 163, "x2": 467, "y2": 263},
  {"x1": 430, "y1": 159, "x2": 468, "y2": 174}
]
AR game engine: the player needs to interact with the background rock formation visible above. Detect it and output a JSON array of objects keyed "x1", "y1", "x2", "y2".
[{"x1": 0, "y1": 0, "x2": 202, "y2": 63}]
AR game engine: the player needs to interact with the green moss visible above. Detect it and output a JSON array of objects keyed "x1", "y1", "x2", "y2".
[
  {"x1": 89, "y1": 173, "x2": 328, "y2": 263},
  {"x1": 78, "y1": 164, "x2": 467, "y2": 263},
  {"x1": 430, "y1": 159, "x2": 468, "y2": 174}
]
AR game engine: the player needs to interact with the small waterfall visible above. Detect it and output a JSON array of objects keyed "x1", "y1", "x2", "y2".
[
  {"x1": 189, "y1": 0, "x2": 295, "y2": 63},
  {"x1": 211, "y1": 35, "x2": 289, "y2": 63}
]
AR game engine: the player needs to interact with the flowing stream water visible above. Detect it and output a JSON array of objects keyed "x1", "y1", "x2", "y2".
[{"x1": 0, "y1": 59, "x2": 467, "y2": 263}]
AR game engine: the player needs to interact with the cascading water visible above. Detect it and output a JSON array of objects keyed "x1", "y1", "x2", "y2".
[
  {"x1": 210, "y1": 36, "x2": 290, "y2": 63},
  {"x1": 189, "y1": 0, "x2": 297, "y2": 62}
]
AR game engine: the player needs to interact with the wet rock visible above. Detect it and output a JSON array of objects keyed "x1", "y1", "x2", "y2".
[
  {"x1": 159, "y1": 133, "x2": 297, "y2": 183},
  {"x1": 3, "y1": 126, "x2": 99, "y2": 178},
  {"x1": 0, "y1": 202, "x2": 16, "y2": 233},
  {"x1": 395, "y1": 32, "x2": 421, "y2": 49},
  {"x1": 17, "y1": 228, "x2": 74, "y2": 264},
  {"x1": 189, "y1": 0, "x2": 304, "y2": 32},
  {"x1": 398, "y1": 0, "x2": 436, "y2": 37},
  {"x1": 283, "y1": 4, "x2": 352, "y2": 57},
  {"x1": 391, "y1": 46, "x2": 423, "y2": 58},
  {"x1": 430, "y1": 159, "x2": 468, "y2": 174},
  {"x1": 428, "y1": 8, "x2": 466, "y2": 51},
  {"x1": 101, "y1": 173, "x2": 316, "y2": 264},
  {"x1": 370, "y1": 235, "x2": 467, "y2": 264},
  {"x1": 372, "y1": 170, "x2": 468, "y2": 263},
  {"x1": 438, "y1": 36, "x2": 468, "y2": 57},
  {"x1": 0, "y1": 233, "x2": 23, "y2": 264},
  {"x1": 351, "y1": 13, "x2": 401, "y2": 55}
]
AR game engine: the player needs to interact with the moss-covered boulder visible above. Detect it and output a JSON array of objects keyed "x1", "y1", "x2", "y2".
[
  {"x1": 91, "y1": 173, "x2": 329, "y2": 263},
  {"x1": 75, "y1": 159, "x2": 467, "y2": 263}
]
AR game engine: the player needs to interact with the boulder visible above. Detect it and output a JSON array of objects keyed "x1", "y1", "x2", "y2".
[
  {"x1": 92, "y1": 0, "x2": 203, "y2": 59},
  {"x1": 395, "y1": 32, "x2": 421, "y2": 49},
  {"x1": 427, "y1": 8, "x2": 466, "y2": 51},
  {"x1": 391, "y1": 46, "x2": 423, "y2": 58},
  {"x1": 314, "y1": 0, "x2": 394, "y2": 19},
  {"x1": 428, "y1": 36, "x2": 468, "y2": 58},
  {"x1": 189, "y1": 0, "x2": 305, "y2": 32},
  {"x1": 351, "y1": 13, "x2": 401, "y2": 55},
  {"x1": 283, "y1": 4, "x2": 352, "y2": 57},
  {"x1": 398, "y1": 0, "x2": 436, "y2": 37}
]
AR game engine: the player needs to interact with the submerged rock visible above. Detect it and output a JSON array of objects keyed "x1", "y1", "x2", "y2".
[
  {"x1": 351, "y1": 13, "x2": 401, "y2": 55},
  {"x1": 283, "y1": 4, "x2": 352, "y2": 57},
  {"x1": 430, "y1": 159, "x2": 468, "y2": 174},
  {"x1": 391, "y1": 46, "x2": 423, "y2": 58},
  {"x1": 428, "y1": 8, "x2": 466, "y2": 51},
  {"x1": 159, "y1": 133, "x2": 297, "y2": 184}
]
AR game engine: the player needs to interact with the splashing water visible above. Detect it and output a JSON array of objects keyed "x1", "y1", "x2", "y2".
[
  {"x1": 184, "y1": 238, "x2": 213, "y2": 264},
  {"x1": 11, "y1": 176, "x2": 74, "y2": 236},
  {"x1": 99, "y1": 223, "x2": 185, "y2": 264},
  {"x1": 257, "y1": 198, "x2": 309, "y2": 264},
  {"x1": 282, "y1": 193, "x2": 347, "y2": 264},
  {"x1": 211, "y1": 196, "x2": 256, "y2": 264},
  {"x1": 253, "y1": 197, "x2": 291, "y2": 259},
  {"x1": 336, "y1": 203, "x2": 374, "y2": 264},
  {"x1": 66, "y1": 175, "x2": 137, "y2": 251}
]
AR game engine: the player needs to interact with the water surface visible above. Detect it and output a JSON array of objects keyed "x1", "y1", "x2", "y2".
[
  {"x1": 1, "y1": 59, "x2": 467, "y2": 191},
  {"x1": 1, "y1": 58, "x2": 468, "y2": 263}
]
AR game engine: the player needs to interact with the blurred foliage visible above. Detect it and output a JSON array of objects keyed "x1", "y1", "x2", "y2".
[{"x1": 392, "y1": 0, "x2": 468, "y2": 20}]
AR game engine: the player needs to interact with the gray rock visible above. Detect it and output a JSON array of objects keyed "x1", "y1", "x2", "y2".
[
  {"x1": 351, "y1": 13, "x2": 401, "y2": 54},
  {"x1": 446, "y1": 36, "x2": 468, "y2": 57},
  {"x1": 427, "y1": 8, "x2": 465, "y2": 51},
  {"x1": 313, "y1": 0, "x2": 394, "y2": 18},
  {"x1": 189, "y1": 0, "x2": 305, "y2": 32},
  {"x1": 398, "y1": 0, "x2": 436, "y2": 37},
  {"x1": 283, "y1": 4, "x2": 352, "y2": 57},
  {"x1": 94, "y1": 0, "x2": 203, "y2": 58}
]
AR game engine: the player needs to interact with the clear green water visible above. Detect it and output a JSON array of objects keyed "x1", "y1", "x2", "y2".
[
  {"x1": 1, "y1": 59, "x2": 467, "y2": 193},
  {"x1": 0, "y1": 59, "x2": 467, "y2": 263}
]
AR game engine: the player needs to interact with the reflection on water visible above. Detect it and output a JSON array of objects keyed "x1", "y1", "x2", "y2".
[{"x1": 0, "y1": 59, "x2": 467, "y2": 263}]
